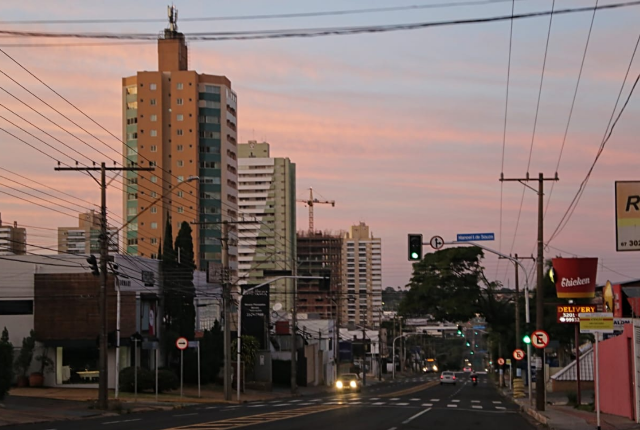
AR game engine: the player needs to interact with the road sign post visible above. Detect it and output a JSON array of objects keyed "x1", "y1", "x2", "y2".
[
  {"x1": 430, "y1": 236, "x2": 444, "y2": 250},
  {"x1": 531, "y1": 330, "x2": 550, "y2": 349},
  {"x1": 498, "y1": 358, "x2": 505, "y2": 366},
  {"x1": 176, "y1": 337, "x2": 188, "y2": 401}
]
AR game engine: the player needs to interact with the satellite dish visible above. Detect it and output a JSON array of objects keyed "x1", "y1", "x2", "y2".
[{"x1": 273, "y1": 303, "x2": 282, "y2": 311}]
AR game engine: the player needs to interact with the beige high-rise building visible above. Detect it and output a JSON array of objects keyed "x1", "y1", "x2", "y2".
[
  {"x1": 122, "y1": 12, "x2": 238, "y2": 271},
  {"x1": 0, "y1": 213, "x2": 26, "y2": 256},
  {"x1": 57, "y1": 210, "x2": 118, "y2": 255},
  {"x1": 342, "y1": 222, "x2": 382, "y2": 328}
]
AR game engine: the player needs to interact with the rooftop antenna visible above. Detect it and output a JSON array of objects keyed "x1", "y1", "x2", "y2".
[{"x1": 167, "y1": 5, "x2": 178, "y2": 33}]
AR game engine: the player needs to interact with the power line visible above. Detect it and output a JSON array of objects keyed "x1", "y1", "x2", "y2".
[
  {"x1": 0, "y1": 0, "x2": 533, "y2": 25},
  {"x1": 544, "y1": 0, "x2": 599, "y2": 220},
  {"x1": 496, "y1": 0, "x2": 516, "y2": 279},
  {"x1": 547, "y1": 36, "x2": 640, "y2": 244},
  {"x1": 0, "y1": 2, "x2": 638, "y2": 42}
]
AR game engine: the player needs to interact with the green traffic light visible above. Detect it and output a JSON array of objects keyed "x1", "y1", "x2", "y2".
[
  {"x1": 411, "y1": 252, "x2": 419, "y2": 259},
  {"x1": 523, "y1": 335, "x2": 531, "y2": 344},
  {"x1": 470, "y1": 351, "x2": 474, "y2": 355},
  {"x1": 466, "y1": 342, "x2": 470, "y2": 347}
]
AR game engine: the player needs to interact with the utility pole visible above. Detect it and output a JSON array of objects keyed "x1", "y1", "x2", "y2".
[
  {"x1": 221, "y1": 220, "x2": 232, "y2": 401},
  {"x1": 500, "y1": 172, "x2": 558, "y2": 411},
  {"x1": 55, "y1": 162, "x2": 153, "y2": 410},
  {"x1": 291, "y1": 259, "x2": 298, "y2": 395},
  {"x1": 499, "y1": 254, "x2": 534, "y2": 350},
  {"x1": 362, "y1": 326, "x2": 367, "y2": 386}
]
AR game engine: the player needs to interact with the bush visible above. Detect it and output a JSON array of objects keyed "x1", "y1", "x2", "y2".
[
  {"x1": 158, "y1": 369, "x2": 179, "y2": 393},
  {"x1": 0, "y1": 328, "x2": 13, "y2": 400},
  {"x1": 119, "y1": 367, "x2": 154, "y2": 393},
  {"x1": 566, "y1": 391, "x2": 577, "y2": 406}
]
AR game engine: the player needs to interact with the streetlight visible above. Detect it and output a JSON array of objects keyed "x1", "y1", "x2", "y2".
[{"x1": 112, "y1": 175, "x2": 198, "y2": 398}]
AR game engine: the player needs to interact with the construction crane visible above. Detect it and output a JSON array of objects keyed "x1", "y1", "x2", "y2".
[{"x1": 297, "y1": 187, "x2": 335, "y2": 234}]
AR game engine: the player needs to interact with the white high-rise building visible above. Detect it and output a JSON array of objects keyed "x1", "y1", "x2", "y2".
[
  {"x1": 342, "y1": 222, "x2": 382, "y2": 328},
  {"x1": 237, "y1": 141, "x2": 296, "y2": 310}
]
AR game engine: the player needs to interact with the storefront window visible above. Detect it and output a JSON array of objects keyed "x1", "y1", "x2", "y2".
[{"x1": 56, "y1": 346, "x2": 99, "y2": 384}]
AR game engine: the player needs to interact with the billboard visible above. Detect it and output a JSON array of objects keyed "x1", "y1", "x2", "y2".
[
  {"x1": 615, "y1": 181, "x2": 640, "y2": 251},
  {"x1": 551, "y1": 257, "x2": 598, "y2": 299},
  {"x1": 556, "y1": 305, "x2": 597, "y2": 323},
  {"x1": 241, "y1": 285, "x2": 270, "y2": 349}
]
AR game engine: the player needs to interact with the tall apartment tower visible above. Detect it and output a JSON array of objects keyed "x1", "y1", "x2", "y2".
[
  {"x1": 0, "y1": 213, "x2": 26, "y2": 256},
  {"x1": 58, "y1": 210, "x2": 119, "y2": 255},
  {"x1": 342, "y1": 222, "x2": 382, "y2": 328},
  {"x1": 237, "y1": 141, "x2": 296, "y2": 310},
  {"x1": 122, "y1": 12, "x2": 238, "y2": 270}
]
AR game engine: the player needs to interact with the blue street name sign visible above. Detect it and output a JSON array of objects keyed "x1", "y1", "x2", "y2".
[{"x1": 457, "y1": 233, "x2": 495, "y2": 242}]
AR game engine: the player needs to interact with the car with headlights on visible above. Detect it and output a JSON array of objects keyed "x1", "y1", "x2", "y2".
[{"x1": 335, "y1": 373, "x2": 361, "y2": 392}]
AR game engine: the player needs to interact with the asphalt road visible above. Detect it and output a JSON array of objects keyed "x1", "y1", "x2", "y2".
[{"x1": 11, "y1": 373, "x2": 539, "y2": 430}]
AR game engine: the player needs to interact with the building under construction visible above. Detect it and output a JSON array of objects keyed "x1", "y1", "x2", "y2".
[{"x1": 296, "y1": 230, "x2": 343, "y2": 320}]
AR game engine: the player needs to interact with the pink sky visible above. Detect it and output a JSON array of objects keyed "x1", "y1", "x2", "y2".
[{"x1": 0, "y1": 0, "x2": 639, "y2": 289}]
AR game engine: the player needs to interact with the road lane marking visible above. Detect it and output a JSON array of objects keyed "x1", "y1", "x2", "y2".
[
  {"x1": 422, "y1": 403, "x2": 433, "y2": 407},
  {"x1": 492, "y1": 401, "x2": 502, "y2": 404},
  {"x1": 248, "y1": 404, "x2": 266, "y2": 407},
  {"x1": 370, "y1": 398, "x2": 380, "y2": 400},
  {"x1": 447, "y1": 404, "x2": 458, "y2": 408},
  {"x1": 390, "y1": 398, "x2": 400, "y2": 400},
  {"x1": 410, "y1": 398, "x2": 420, "y2": 401},
  {"x1": 166, "y1": 404, "x2": 347, "y2": 430},
  {"x1": 430, "y1": 398, "x2": 440, "y2": 402},
  {"x1": 472, "y1": 405, "x2": 483, "y2": 409},
  {"x1": 402, "y1": 408, "x2": 431, "y2": 424},
  {"x1": 496, "y1": 406, "x2": 507, "y2": 410},
  {"x1": 381, "y1": 380, "x2": 439, "y2": 398},
  {"x1": 396, "y1": 402, "x2": 409, "y2": 406},
  {"x1": 471, "y1": 400, "x2": 480, "y2": 403},
  {"x1": 102, "y1": 419, "x2": 141, "y2": 425},
  {"x1": 373, "y1": 402, "x2": 386, "y2": 405},
  {"x1": 452, "y1": 400, "x2": 460, "y2": 403}
]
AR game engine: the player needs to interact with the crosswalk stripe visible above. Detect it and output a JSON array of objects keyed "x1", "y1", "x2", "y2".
[
  {"x1": 422, "y1": 403, "x2": 433, "y2": 407},
  {"x1": 496, "y1": 406, "x2": 507, "y2": 410},
  {"x1": 472, "y1": 406, "x2": 483, "y2": 409},
  {"x1": 492, "y1": 401, "x2": 502, "y2": 404},
  {"x1": 447, "y1": 404, "x2": 458, "y2": 408},
  {"x1": 471, "y1": 400, "x2": 480, "y2": 403},
  {"x1": 372, "y1": 402, "x2": 386, "y2": 405},
  {"x1": 452, "y1": 400, "x2": 460, "y2": 403},
  {"x1": 410, "y1": 398, "x2": 420, "y2": 401},
  {"x1": 430, "y1": 399, "x2": 440, "y2": 402}
]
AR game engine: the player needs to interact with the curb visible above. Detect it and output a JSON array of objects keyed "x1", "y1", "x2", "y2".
[{"x1": 520, "y1": 404, "x2": 549, "y2": 426}]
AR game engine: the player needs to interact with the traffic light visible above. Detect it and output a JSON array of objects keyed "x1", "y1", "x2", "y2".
[
  {"x1": 408, "y1": 234, "x2": 423, "y2": 261},
  {"x1": 522, "y1": 334, "x2": 531, "y2": 345},
  {"x1": 465, "y1": 341, "x2": 471, "y2": 347},
  {"x1": 86, "y1": 255, "x2": 100, "y2": 276},
  {"x1": 457, "y1": 325, "x2": 462, "y2": 335},
  {"x1": 470, "y1": 351, "x2": 474, "y2": 355}
]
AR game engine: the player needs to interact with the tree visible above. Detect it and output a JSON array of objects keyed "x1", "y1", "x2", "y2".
[
  {"x1": 14, "y1": 330, "x2": 36, "y2": 380},
  {"x1": 0, "y1": 327, "x2": 14, "y2": 400},
  {"x1": 232, "y1": 335, "x2": 260, "y2": 376},
  {"x1": 400, "y1": 246, "x2": 487, "y2": 322}
]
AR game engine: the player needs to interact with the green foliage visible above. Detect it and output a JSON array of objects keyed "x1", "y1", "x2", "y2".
[
  {"x1": 566, "y1": 391, "x2": 577, "y2": 406},
  {"x1": 381, "y1": 287, "x2": 405, "y2": 311},
  {"x1": 232, "y1": 335, "x2": 260, "y2": 375},
  {"x1": 188, "y1": 321, "x2": 223, "y2": 384},
  {"x1": 0, "y1": 327, "x2": 14, "y2": 400},
  {"x1": 400, "y1": 246, "x2": 487, "y2": 322},
  {"x1": 119, "y1": 367, "x2": 179, "y2": 393},
  {"x1": 14, "y1": 330, "x2": 36, "y2": 377}
]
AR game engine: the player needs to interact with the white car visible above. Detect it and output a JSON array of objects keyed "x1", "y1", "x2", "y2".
[{"x1": 440, "y1": 371, "x2": 456, "y2": 385}]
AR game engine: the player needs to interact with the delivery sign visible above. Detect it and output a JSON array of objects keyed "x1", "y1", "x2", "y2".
[{"x1": 550, "y1": 258, "x2": 598, "y2": 299}]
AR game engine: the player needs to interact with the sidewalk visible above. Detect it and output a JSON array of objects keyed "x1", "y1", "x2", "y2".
[{"x1": 497, "y1": 384, "x2": 640, "y2": 430}]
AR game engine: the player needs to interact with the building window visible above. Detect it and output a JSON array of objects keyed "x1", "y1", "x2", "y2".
[
  {"x1": 151, "y1": 176, "x2": 158, "y2": 183},
  {"x1": 200, "y1": 161, "x2": 218, "y2": 169},
  {"x1": 177, "y1": 145, "x2": 184, "y2": 151},
  {"x1": 151, "y1": 191, "x2": 157, "y2": 198},
  {"x1": 176, "y1": 129, "x2": 184, "y2": 136},
  {"x1": 177, "y1": 207, "x2": 184, "y2": 214},
  {"x1": 150, "y1": 145, "x2": 157, "y2": 152},
  {"x1": 177, "y1": 176, "x2": 184, "y2": 182},
  {"x1": 150, "y1": 83, "x2": 157, "y2": 90},
  {"x1": 150, "y1": 130, "x2": 158, "y2": 137},
  {"x1": 127, "y1": 208, "x2": 136, "y2": 215},
  {"x1": 127, "y1": 238, "x2": 138, "y2": 245},
  {"x1": 0, "y1": 300, "x2": 33, "y2": 315},
  {"x1": 204, "y1": 85, "x2": 220, "y2": 94},
  {"x1": 126, "y1": 86, "x2": 137, "y2": 95},
  {"x1": 150, "y1": 114, "x2": 157, "y2": 122},
  {"x1": 149, "y1": 161, "x2": 157, "y2": 167},
  {"x1": 177, "y1": 83, "x2": 183, "y2": 90},
  {"x1": 127, "y1": 101, "x2": 138, "y2": 110},
  {"x1": 199, "y1": 131, "x2": 221, "y2": 139},
  {"x1": 127, "y1": 147, "x2": 137, "y2": 156},
  {"x1": 150, "y1": 238, "x2": 158, "y2": 245},
  {"x1": 198, "y1": 115, "x2": 220, "y2": 124},
  {"x1": 177, "y1": 114, "x2": 183, "y2": 121},
  {"x1": 151, "y1": 222, "x2": 158, "y2": 229},
  {"x1": 177, "y1": 160, "x2": 184, "y2": 167},
  {"x1": 150, "y1": 206, "x2": 157, "y2": 214},
  {"x1": 177, "y1": 191, "x2": 184, "y2": 198},
  {"x1": 150, "y1": 99, "x2": 157, "y2": 106},
  {"x1": 127, "y1": 193, "x2": 137, "y2": 201},
  {"x1": 176, "y1": 98, "x2": 183, "y2": 105},
  {"x1": 127, "y1": 132, "x2": 137, "y2": 140},
  {"x1": 126, "y1": 117, "x2": 137, "y2": 125}
]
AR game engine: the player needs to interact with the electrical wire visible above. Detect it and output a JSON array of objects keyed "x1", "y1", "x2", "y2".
[{"x1": 0, "y1": 2, "x2": 637, "y2": 42}]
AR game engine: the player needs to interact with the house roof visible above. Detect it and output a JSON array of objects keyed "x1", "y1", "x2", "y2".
[{"x1": 551, "y1": 343, "x2": 594, "y2": 381}]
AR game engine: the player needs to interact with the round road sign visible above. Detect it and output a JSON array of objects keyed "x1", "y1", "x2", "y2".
[
  {"x1": 497, "y1": 358, "x2": 505, "y2": 366},
  {"x1": 531, "y1": 330, "x2": 550, "y2": 349},
  {"x1": 176, "y1": 337, "x2": 188, "y2": 350},
  {"x1": 430, "y1": 236, "x2": 444, "y2": 250},
  {"x1": 513, "y1": 349, "x2": 525, "y2": 361}
]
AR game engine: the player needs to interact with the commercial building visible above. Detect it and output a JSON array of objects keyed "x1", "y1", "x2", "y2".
[
  {"x1": 121, "y1": 11, "x2": 238, "y2": 272},
  {"x1": 57, "y1": 210, "x2": 118, "y2": 255},
  {"x1": 237, "y1": 141, "x2": 296, "y2": 310},
  {"x1": 342, "y1": 222, "x2": 382, "y2": 328},
  {"x1": 0, "y1": 213, "x2": 26, "y2": 255}
]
